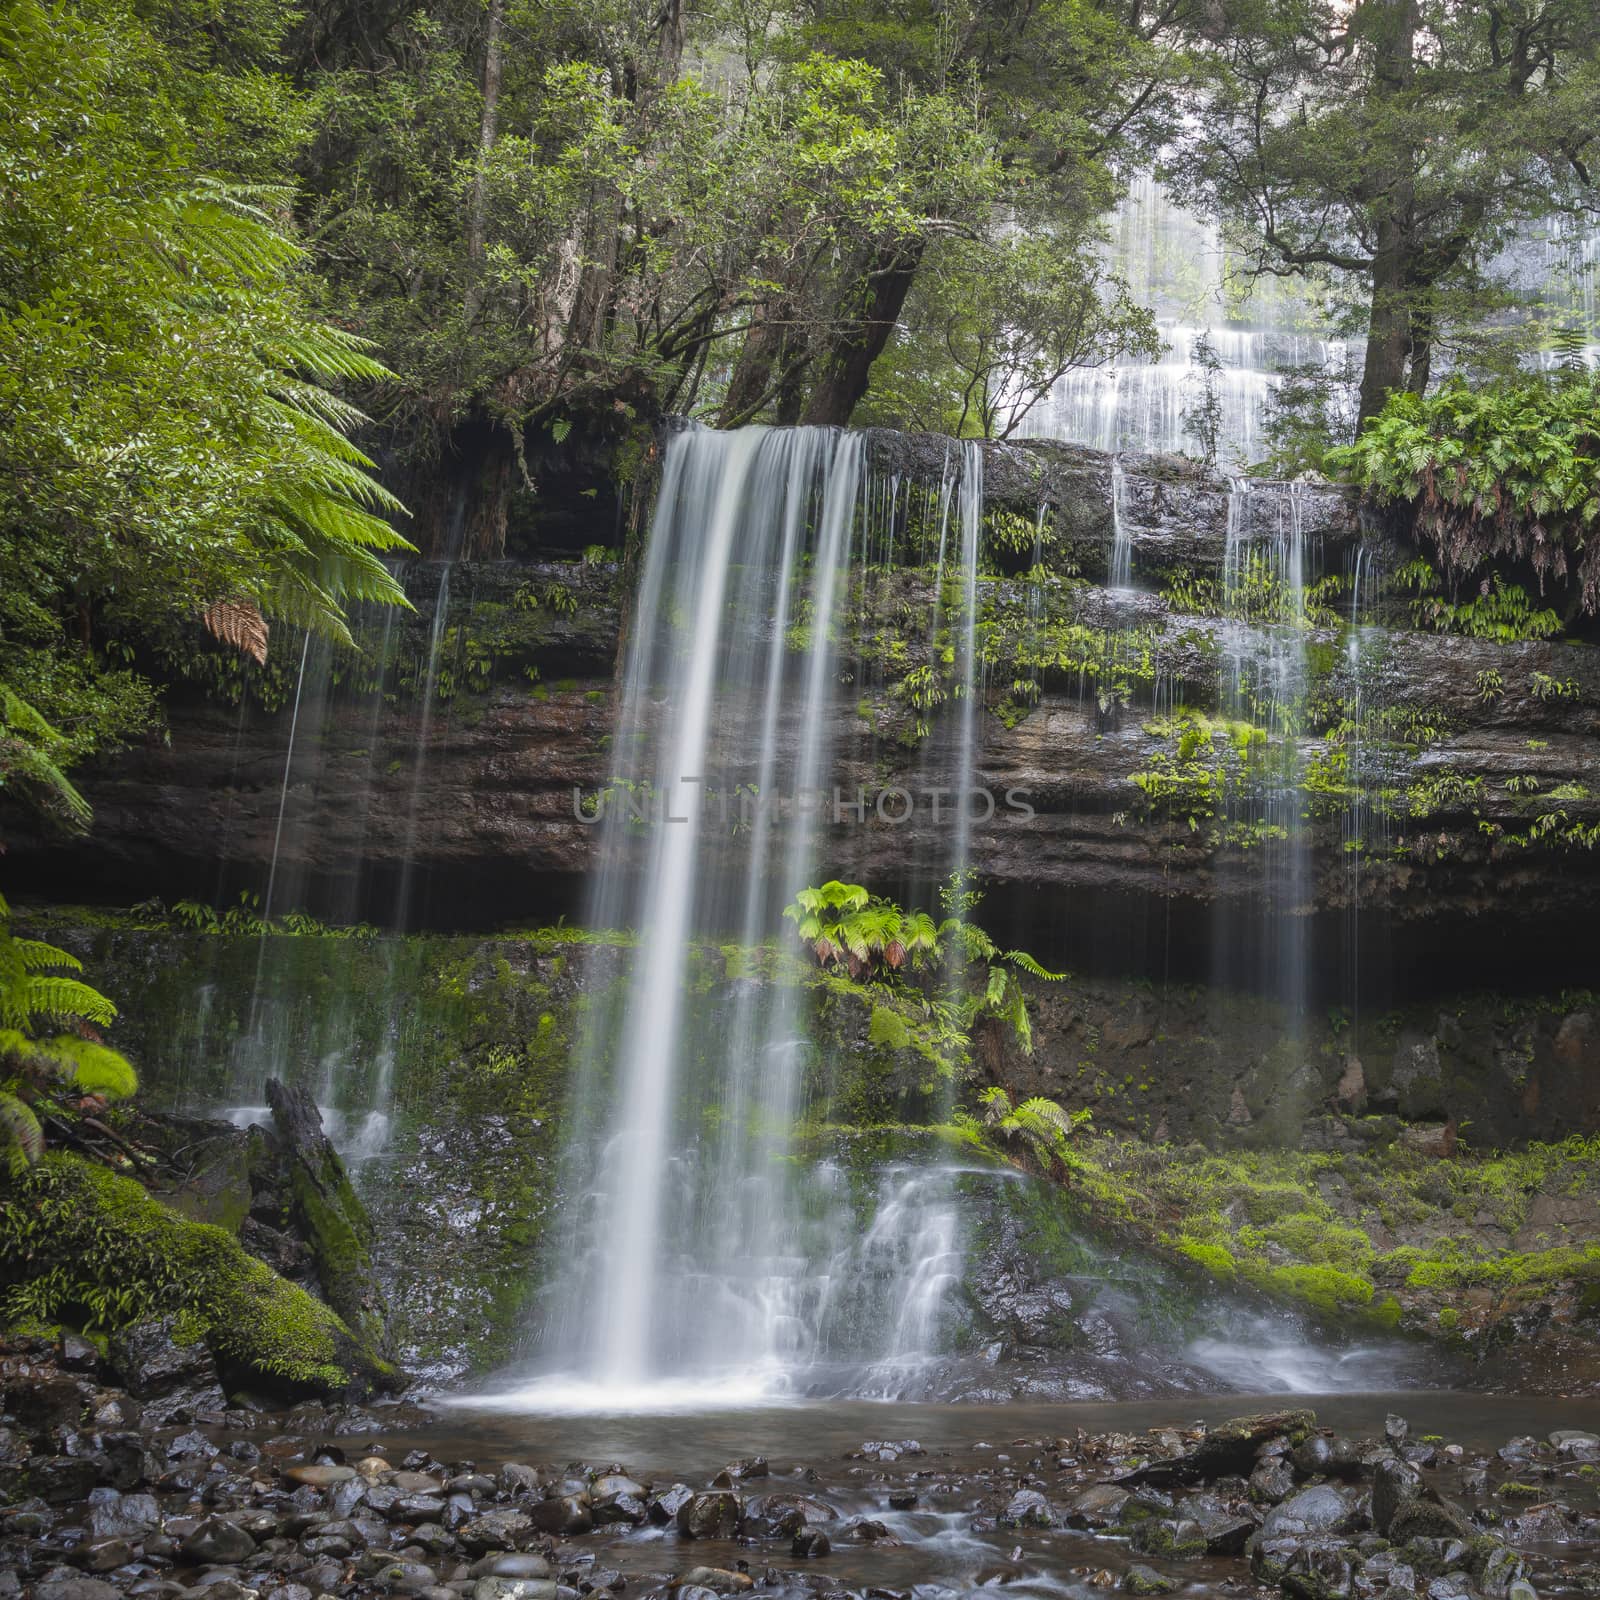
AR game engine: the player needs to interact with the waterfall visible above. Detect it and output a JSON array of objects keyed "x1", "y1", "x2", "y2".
[
  {"x1": 196, "y1": 561, "x2": 461, "y2": 1170},
  {"x1": 1020, "y1": 175, "x2": 1340, "y2": 467},
  {"x1": 1107, "y1": 456, "x2": 1132, "y2": 589},
  {"x1": 1218, "y1": 480, "x2": 1314, "y2": 1022},
  {"x1": 515, "y1": 425, "x2": 985, "y2": 1409}
]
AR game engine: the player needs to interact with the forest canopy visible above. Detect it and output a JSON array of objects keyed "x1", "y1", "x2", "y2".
[{"x1": 3, "y1": 0, "x2": 1600, "y2": 829}]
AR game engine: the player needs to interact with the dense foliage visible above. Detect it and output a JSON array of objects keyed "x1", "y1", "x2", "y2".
[
  {"x1": 1331, "y1": 375, "x2": 1600, "y2": 612},
  {"x1": 0, "y1": 0, "x2": 413, "y2": 830},
  {"x1": 1168, "y1": 0, "x2": 1600, "y2": 423},
  {"x1": 784, "y1": 874, "x2": 1065, "y2": 1064},
  {"x1": 0, "y1": 895, "x2": 135, "y2": 1170}
]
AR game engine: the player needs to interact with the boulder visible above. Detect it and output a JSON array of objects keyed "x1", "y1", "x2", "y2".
[
  {"x1": 676, "y1": 1490, "x2": 741, "y2": 1539},
  {"x1": 109, "y1": 1317, "x2": 218, "y2": 1400},
  {"x1": 181, "y1": 1515, "x2": 257, "y2": 1564},
  {"x1": 1261, "y1": 1486, "x2": 1360, "y2": 1539}
]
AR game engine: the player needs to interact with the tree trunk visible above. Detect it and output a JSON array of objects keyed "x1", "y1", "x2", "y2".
[
  {"x1": 800, "y1": 240, "x2": 924, "y2": 427},
  {"x1": 720, "y1": 302, "x2": 801, "y2": 425},
  {"x1": 266, "y1": 1077, "x2": 396, "y2": 1365},
  {"x1": 1357, "y1": 221, "x2": 1412, "y2": 425},
  {"x1": 1355, "y1": 0, "x2": 1419, "y2": 427},
  {"x1": 463, "y1": 0, "x2": 505, "y2": 324}
]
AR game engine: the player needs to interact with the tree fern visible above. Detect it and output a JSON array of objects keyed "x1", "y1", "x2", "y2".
[{"x1": 0, "y1": 899, "x2": 132, "y2": 1166}]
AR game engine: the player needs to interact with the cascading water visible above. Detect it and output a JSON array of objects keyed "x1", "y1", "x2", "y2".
[
  {"x1": 190, "y1": 561, "x2": 462, "y2": 1170},
  {"x1": 1021, "y1": 174, "x2": 1342, "y2": 466},
  {"x1": 1216, "y1": 479, "x2": 1315, "y2": 1024},
  {"x1": 1107, "y1": 456, "x2": 1132, "y2": 590},
  {"x1": 502, "y1": 426, "x2": 985, "y2": 1410}
]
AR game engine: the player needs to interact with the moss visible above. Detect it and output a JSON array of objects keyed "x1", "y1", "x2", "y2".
[
  {"x1": 1245, "y1": 1262, "x2": 1375, "y2": 1315},
  {"x1": 1177, "y1": 1237, "x2": 1237, "y2": 1279},
  {"x1": 0, "y1": 1153, "x2": 392, "y2": 1397}
]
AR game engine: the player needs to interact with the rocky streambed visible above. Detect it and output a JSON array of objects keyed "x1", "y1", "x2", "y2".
[{"x1": 6, "y1": 1324, "x2": 1600, "y2": 1600}]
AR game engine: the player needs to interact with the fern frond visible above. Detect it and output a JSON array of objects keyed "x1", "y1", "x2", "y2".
[
  {"x1": 1004, "y1": 949, "x2": 1067, "y2": 981},
  {"x1": 35, "y1": 1036, "x2": 137, "y2": 1100},
  {"x1": 203, "y1": 598, "x2": 269, "y2": 665},
  {"x1": 9, "y1": 939, "x2": 81, "y2": 975},
  {"x1": 0, "y1": 1093, "x2": 44, "y2": 1170},
  {"x1": 18, "y1": 976, "x2": 117, "y2": 1029}
]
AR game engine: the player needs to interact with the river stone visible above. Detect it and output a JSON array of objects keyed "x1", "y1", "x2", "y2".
[
  {"x1": 677, "y1": 1491, "x2": 741, "y2": 1539},
  {"x1": 749, "y1": 1492, "x2": 836, "y2": 1526},
  {"x1": 72, "y1": 1538, "x2": 137, "y2": 1573},
  {"x1": 85, "y1": 1491, "x2": 160, "y2": 1538},
  {"x1": 1176, "y1": 1493, "x2": 1255, "y2": 1554},
  {"x1": 680, "y1": 1568, "x2": 754, "y2": 1592},
  {"x1": 591, "y1": 1473, "x2": 646, "y2": 1500},
  {"x1": 331, "y1": 1475, "x2": 370, "y2": 1518},
  {"x1": 1263, "y1": 1486, "x2": 1358, "y2": 1538},
  {"x1": 391, "y1": 1493, "x2": 449, "y2": 1522},
  {"x1": 1479, "y1": 1543, "x2": 1525, "y2": 1597},
  {"x1": 1371, "y1": 1458, "x2": 1423, "y2": 1535},
  {"x1": 1551, "y1": 1430, "x2": 1600, "y2": 1456},
  {"x1": 791, "y1": 1528, "x2": 831, "y2": 1558},
  {"x1": 528, "y1": 1493, "x2": 592, "y2": 1535},
  {"x1": 649, "y1": 1483, "x2": 694, "y2": 1525},
  {"x1": 1122, "y1": 1566, "x2": 1178, "y2": 1595},
  {"x1": 1252, "y1": 1535, "x2": 1309, "y2": 1584},
  {"x1": 1189, "y1": 1411, "x2": 1315, "y2": 1478},
  {"x1": 1283, "y1": 1538, "x2": 1356, "y2": 1600},
  {"x1": 1000, "y1": 1489, "x2": 1054, "y2": 1529},
  {"x1": 470, "y1": 1555, "x2": 553, "y2": 1581},
  {"x1": 460, "y1": 1509, "x2": 534, "y2": 1553},
  {"x1": 287, "y1": 1463, "x2": 357, "y2": 1487},
  {"x1": 182, "y1": 1516, "x2": 257, "y2": 1564},
  {"x1": 1130, "y1": 1518, "x2": 1207, "y2": 1558},
  {"x1": 392, "y1": 1470, "x2": 445, "y2": 1493},
  {"x1": 1386, "y1": 1495, "x2": 1473, "y2": 1543},
  {"x1": 1293, "y1": 1434, "x2": 1336, "y2": 1477},
  {"x1": 37, "y1": 1583, "x2": 124, "y2": 1600},
  {"x1": 1251, "y1": 1458, "x2": 1297, "y2": 1504},
  {"x1": 498, "y1": 1463, "x2": 544, "y2": 1496},
  {"x1": 474, "y1": 1583, "x2": 559, "y2": 1600},
  {"x1": 109, "y1": 1317, "x2": 218, "y2": 1400},
  {"x1": 1064, "y1": 1484, "x2": 1131, "y2": 1528},
  {"x1": 371, "y1": 1560, "x2": 441, "y2": 1594}
]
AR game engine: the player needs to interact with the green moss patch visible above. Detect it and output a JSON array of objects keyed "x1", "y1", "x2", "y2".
[{"x1": 0, "y1": 1153, "x2": 393, "y2": 1397}]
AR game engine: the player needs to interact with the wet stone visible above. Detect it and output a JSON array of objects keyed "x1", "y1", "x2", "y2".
[
  {"x1": 1283, "y1": 1539, "x2": 1356, "y2": 1600},
  {"x1": 679, "y1": 1567, "x2": 753, "y2": 1592},
  {"x1": 471, "y1": 1555, "x2": 554, "y2": 1581},
  {"x1": 999, "y1": 1490, "x2": 1053, "y2": 1529},
  {"x1": 181, "y1": 1515, "x2": 256, "y2": 1564},
  {"x1": 677, "y1": 1491, "x2": 741, "y2": 1540},
  {"x1": 285, "y1": 1463, "x2": 356, "y2": 1488},
  {"x1": 1064, "y1": 1484, "x2": 1130, "y2": 1529},
  {"x1": 1262, "y1": 1486, "x2": 1358, "y2": 1539},
  {"x1": 460, "y1": 1508, "x2": 535, "y2": 1554},
  {"x1": 1122, "y1": 1565, "x2": 1178, "y2": 1595},
  {"x1": 648, "y1": 1484, "x2": 694, "y2": 1526},
  {"x1": 473, "y1": 1580, "x2": 563, "y2": 1600},
  {"x1": 1251, "y1": 1458, "x2": 1297, "y2": 1505},
  {"x1": 529, "y1": 1494, "x2": 593, "y2": 1536},
  {"x1": 1129, "y1": 1518, "x2": 1207, "y2": 1559}
]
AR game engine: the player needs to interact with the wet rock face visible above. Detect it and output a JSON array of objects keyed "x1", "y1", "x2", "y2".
[{"x1": 8, "y1": 434, "x2": 1596, "y2": 940}]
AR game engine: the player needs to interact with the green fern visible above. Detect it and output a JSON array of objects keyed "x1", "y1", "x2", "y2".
[{"x1": 0, "y1": 898, "x2": 133, "y2": 1166}]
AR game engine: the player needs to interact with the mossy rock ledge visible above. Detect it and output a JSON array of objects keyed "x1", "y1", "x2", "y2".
[{"x1": 0, "y1": 1152, "x2": 396, "y2": 1399}]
